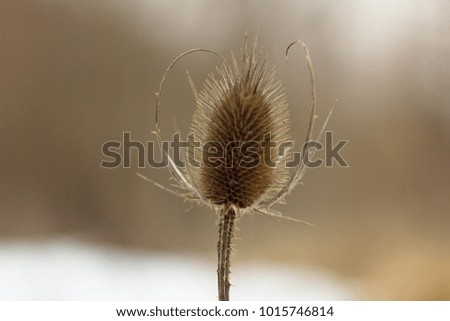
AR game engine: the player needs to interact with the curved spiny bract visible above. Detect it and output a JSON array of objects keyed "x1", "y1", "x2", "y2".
[{"x1": 189, "y1": 41, "x2": 292, "y2": 212}]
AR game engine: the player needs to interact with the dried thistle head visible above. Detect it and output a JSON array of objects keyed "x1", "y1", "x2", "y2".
[
  {"x1": 144, "y1": 34, "x2": 334, "y2": 223},
  {"x1": 141, "y1": 34, "x2": 335, "y2": 301},
  {"x1": 189, "y1": 39, "x2": 291, "y2": 210}
]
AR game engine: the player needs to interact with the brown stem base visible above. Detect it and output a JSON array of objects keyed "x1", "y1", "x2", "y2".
[{"x1": 217, "y1": 206, "x2": 236, "y2": 301}]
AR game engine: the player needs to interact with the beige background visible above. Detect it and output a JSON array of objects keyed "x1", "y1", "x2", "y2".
[{"x1": 1, "y1": 0, "x2": 449, "y2": 299}]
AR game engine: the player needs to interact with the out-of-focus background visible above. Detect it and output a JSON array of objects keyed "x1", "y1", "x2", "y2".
[{"x1": 1, "y1": 0, "x2": 449, "y2": 300}]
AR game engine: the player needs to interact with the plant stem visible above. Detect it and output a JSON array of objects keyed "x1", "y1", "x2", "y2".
[{"x1": 217, "y1": 206, "x2": 236, "y2": 301}]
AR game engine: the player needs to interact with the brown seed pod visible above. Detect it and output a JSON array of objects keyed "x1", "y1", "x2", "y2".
[{"x1": 189, "y1": 38, "x2": 291, "y2": 209}]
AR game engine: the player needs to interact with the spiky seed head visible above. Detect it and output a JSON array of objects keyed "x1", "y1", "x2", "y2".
[{"x1": 189, "y1": 39, "x2": 292, "y2": 210}]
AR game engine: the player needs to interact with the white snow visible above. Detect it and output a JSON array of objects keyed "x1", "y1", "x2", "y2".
[{"x1": 0, "y1": 238, "x2": 355, "y2": 300}]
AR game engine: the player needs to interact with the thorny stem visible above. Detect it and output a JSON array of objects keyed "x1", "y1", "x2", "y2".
[{"x1": 217, "y1": 206, "x2": 236, "y2": 301}]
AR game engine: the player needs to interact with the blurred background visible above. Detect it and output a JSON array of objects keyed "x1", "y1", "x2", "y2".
[{"x1": 1, "y1": 0, "x2": 449, "y2": 300}]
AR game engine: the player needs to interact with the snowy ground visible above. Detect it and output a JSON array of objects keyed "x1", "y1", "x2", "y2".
[{"x1": 0, "y1": 238, "x2": 356, "y2": 300}]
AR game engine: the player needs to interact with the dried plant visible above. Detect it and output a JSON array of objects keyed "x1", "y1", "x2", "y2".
[{"x1": 139, "y1": 34, "x2": 334, "y2": 301}]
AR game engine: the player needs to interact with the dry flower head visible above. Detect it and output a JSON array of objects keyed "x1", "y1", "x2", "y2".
[{"x1": 138, "y1": 34, "x2": 335, "y2": 300}]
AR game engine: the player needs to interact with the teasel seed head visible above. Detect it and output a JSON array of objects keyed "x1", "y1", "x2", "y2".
[
  {"x1": 143, "y1": 35, "x2": 329, "y2": 300},
  {"x1": 189, "y1": 39, "x2": 292, "y2": 211}
]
